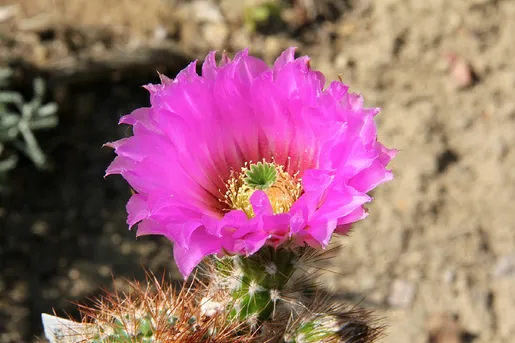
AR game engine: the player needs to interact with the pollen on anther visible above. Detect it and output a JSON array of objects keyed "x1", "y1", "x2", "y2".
[{"x1": 221, "y1": 160, "x2": 302, "y2": 218}]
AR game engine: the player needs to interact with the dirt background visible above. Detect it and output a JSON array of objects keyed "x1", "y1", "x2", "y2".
[{"x1": 1, "y1": 0, "x2": 514, "y2": 342}]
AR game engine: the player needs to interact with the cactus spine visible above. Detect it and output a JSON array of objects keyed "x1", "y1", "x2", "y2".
[
  {"x1": 284, "y1": 313, "x2": 381, "y2": 343},
  {"x1": 43, "y1": 250, "x2": 384, "y2": 343},
  {"x1": 213, "y1": 245, "x2": 302, "y2": 325}
]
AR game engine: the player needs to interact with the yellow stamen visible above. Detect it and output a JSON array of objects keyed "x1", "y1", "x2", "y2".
[{"x1": 223, "y1": 161, "x2": 302, "y2": 218}]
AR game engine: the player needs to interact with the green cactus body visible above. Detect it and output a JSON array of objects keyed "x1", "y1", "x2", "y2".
[
  {"x1": 43, "y1": 246, "x2": 382, "y2": 343},
  {"x1": 84, "y1": 312, "x2": 200, "y2": 343},
  {"x1": 88, "y1": 315, "x2": 154, "y2": 343},
  {"x1": 284, "y1": 315, "x2": 341, "y2": 343},
  {"x1": 215, "y1": 246, "x2": 298, "y2": 324},
  {"x1": 284, "y1": 313, "x2": 376, "y2": 343}
]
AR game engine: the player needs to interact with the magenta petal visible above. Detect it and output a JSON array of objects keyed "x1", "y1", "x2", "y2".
[
  {"x1": 175, "y1": 60, "x2": 201, "y2": 84},
  {"x1": 263, "y1": 213, "x2": 291, "y2": 247},
  {"x1": 358, "y1": 113, "x2": 378, "y2": 146},
  {"x1": 173, "y1": 227, "x2": 223, "y2": 279},
  {"x1": 289, "y1": 192, "x2": 318, "y2": 234},
  {"x1": 104, "y1": 138, "x2": 128, "y2": 150},
  {"x1": 233, "y1": 55, "x2": 268, "y2": 85},
  {"x1": 312, "y1": 185, "x2": 371, "y2": 224},
  {"x1": 348, "y1": 159, "x2": 394, "y2": 193},
  {"x1": 376, "y1": 143, "x2": 398, "y2": 166},
  {"x1": 263, "y1": 214, "x2": 291, "y2": 236},
  {"x1": 348, "y1": 93, "x2": 364, "y2": 111},
  {"x1": 126, "y1": 194, "x2": 149, "y2": 227},
  {"x1": 250, "y1": 190, "x2": 274, "y2": 216},
  {"x1": 232, "y1": 231, "x2": 268, "y2": 255},
  {"x1": 113, "y1": 134, "x2": 170, "y2": 162},
  {"x1": 105, "y1": 47, "x2": 396, "y2": 277},
  {"x1": 158, "y1": 72, "x2": 174, "y2": 85},
  {"x1": 136, "y1": 217, "x2": 201, "y2": 250},
  {"x1": 273, "y1": 46, "x2": 296, "y2": 70},
  {"x1": 334, "y1": 206, "x2": 368, "y2": 234},
  {"x1": 326, "y1": 81, "x2": 350, "y2": 101},
  {"x1": 220, "y1": 51, "x2": 231, "y2": 66},
  {"x1": 164, "y1": 220, "x2": 203, "y2": 249},
  {"x1": 289, "y1": 203, "x2": 308, "y2": 234},
  {"x1": 337, "y1": 206, "x2": 368, "y2": 226},
  {"x1": 119, "y1": 107, "x2": 158, "y2": 133},
  {"x1": 136, "y1": 219, "x2": 192, "y2": 248},
  {"x1": 302, "y1": 169, "x2": 334, "y2": 192},
  {"x1": 223, "y1": 211, "x2": 258, "y2": 239},
  {"x1": 329, "y1": 139, "x2": 378, "y2": 179},
  {"x1": 274, "y1": 58, "x2": 323, "y2": 102},
  {"x1": 136, "y1": 218, "x2": 167, "y2": 237},
  {"x1": 202, "y1": 214, "x2": 224, "y2": 237},
  {"x1": 305, "y1": 219, "x2": 337, "y2": 247},
  {"x1": 201, "y1": 50, "x2": 219, "y2": 80},
  {"x1": 105, "y1": 156, "x2": 137, "y2": 176}
]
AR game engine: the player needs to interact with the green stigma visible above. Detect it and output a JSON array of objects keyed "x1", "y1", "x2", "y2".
[{"x1": 243, "y1": 161, "x2": 278, "y2": 190}]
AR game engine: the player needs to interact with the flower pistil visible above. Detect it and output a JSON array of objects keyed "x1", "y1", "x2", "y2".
[{"x1": 224, "y1": 161, "x2": 302, "y2": 218}]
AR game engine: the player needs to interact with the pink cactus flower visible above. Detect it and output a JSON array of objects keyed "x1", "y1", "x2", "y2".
[{"x1": 106, "y1": 48, "x2": 396, "y2": 278}]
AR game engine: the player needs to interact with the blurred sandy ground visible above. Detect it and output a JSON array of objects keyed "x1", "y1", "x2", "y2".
[{"x1": 1, "y1": 1, "x2": 515, "y2": 342}]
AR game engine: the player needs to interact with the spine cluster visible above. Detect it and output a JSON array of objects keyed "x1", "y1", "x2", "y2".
[
  {"x1": 42, "y1": 247, "x2": 383, "y2": 343},
  {"x1": 207, "y1": 245, "x2": 383, "y2": 342}
]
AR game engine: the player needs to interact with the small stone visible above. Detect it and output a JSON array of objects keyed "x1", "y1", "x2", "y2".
[
  {"x1": 264, "y1": 36, "x2": 282, "y2": 62},
  {"x1": 334, "y1": 53, "x2": 350, "y2": 70},
  {"x1": 154, "y1": 25, "x2": 168, "y2": 41},
  {"x1": 31, "y1": 44, "x2": 49, "y2": 66},
  {"x1": 231, "y1": 28, "x2": 252, "y2": 51},
  {"x1": 281, "y1": 6, "x2": 309, "y2": 29},
  {"x1": 0, "y1": 5, "x2": 19, "y2": 23},
  {"x1": 42, "y1": 287, "x2": 60, "y2": 300},
  {"x1": 360, "y1": 275, "x2": 376, "y2": 290},
  {"x1": 111, "y1": 233, "x2": 122, "y2": 245},
  {"x1": 493, "y1": 254, "x2": 515, "y2": 278},
  {"x1": 425, "y1": 312, "x2": 465, "y2": 343},
  {"x1": 202, "y1": 23, "x2": 229, "y2": 49},
  {"x1": 219, "y1": 0, "x2": 248, "y2": 23},
  {"x1": 99, "y1": 265, "x2": 112, "y2": 277},
  {"x1": 444, "y1": 52, "x2": 477, "y2": 88},
  {"x1": 388, "y1": 279, "x2": 416, "y2": 308},
  {"x1": 447, "y1": 12, "x2": 462, "y2": 32},
  {"x1": 337, "y1": 21, "x2": 356, "y2": 37},
  {"x1": 68, "y1": 268, "x2": 80, "y2": 280},
  {"x1": 9, "y1": 281, "x2": 28, "y2": 303},
  {"x1": 31, "y1": 220, "x2": 49, "y2": 236},
  {"x1": 121, "y1": 242, "x2": 132, "y2": 255},
  {"x1": 190, "y1": 0, "x2": 224, "y2": 24},
  {"x1": 443, "y1": 270, "x2": 455, "y2": 284}
]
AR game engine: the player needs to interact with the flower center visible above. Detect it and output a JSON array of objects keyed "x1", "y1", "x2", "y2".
[{"x1": 223, "y1": 161, "x2": 302, "y2": 218}]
